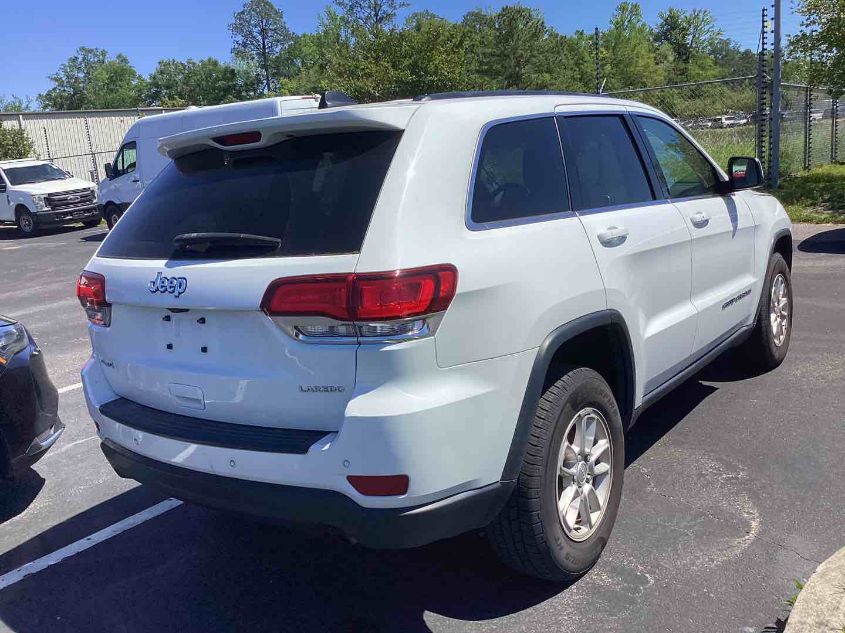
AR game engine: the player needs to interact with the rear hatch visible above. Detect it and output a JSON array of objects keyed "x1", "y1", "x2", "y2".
[{"x1": 86, "y1": 119, "x2": 407, "y2": 431}]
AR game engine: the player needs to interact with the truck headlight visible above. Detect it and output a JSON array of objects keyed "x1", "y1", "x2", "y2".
[
  {"x1": 0, "y1": 322, "x2": 28, "y2": 365},
  {"x1": 32, "y1": 195, "x2": 49, "y2": 211}
]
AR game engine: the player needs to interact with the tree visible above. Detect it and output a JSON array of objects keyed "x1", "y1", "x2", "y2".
[
  {"x1": 603, "y1": 3, "x2": 665, "y2": 90},
  {"x1": 39, "y1": 47, "x2": 108, "y2": 110},
  {"x1": 39, "y1": 47, "x2": 144, "y2": 110},
  {"x1": 229, "y1": 0, "x2": 294, "y2": 93},
  {"x1": 0, "y1": 95, "x2": 32, "y2": 112},
  {"x1": 461, "y1": 6, "x2": 554, "y2": 90},
  {"x1": 655, "y1": 8, "x2": 721, "y2": 66},
  {"x1": 335, "y1": 0, "x2": 408, "y2": 37},
  {"x1": 146, "y1": 58, "x2": 245, "y2": 106},
  {"x1": 0, "y1": 122, "x2": 35, "y2": 161},
  {"x1": 789, "y1": 0, "x2": 845, "y2": 93}
]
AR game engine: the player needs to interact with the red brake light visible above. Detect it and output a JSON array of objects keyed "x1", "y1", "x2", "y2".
[
  {"x1": 212, "y1": 131, "x2": 262, "y2": 147},
  {"x1": 347, "y1": 475, "x2": 409, "y2": 496},
  {"x1": 77, "y1": 271, "x2": 111, "y2": 326},
  {"x1": 262, "y1": 275, "x2": 352, "y2": 321},
  {"x1": 260, "y1": 265, "x2": 457, "y2": 322}
]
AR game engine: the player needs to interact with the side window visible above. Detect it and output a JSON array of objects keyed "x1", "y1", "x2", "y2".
[
  {"x1": 114, "y1": 142, "x2": 137, "y2": 177},
  {"x1": 637, "y1": 117, "x2": 718, "y2": 199},
  {"x1": 558, "y1": 115, "x2": 654, "y2": 211},
  {"x1": 470, "y1": 117, "x2": 568, "y2": 225}
]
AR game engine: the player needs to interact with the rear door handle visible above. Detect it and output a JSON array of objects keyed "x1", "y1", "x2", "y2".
[
  {"x1": 690, "y1": 211, "x2": 710, "y2": 227},
  {"x1": 597, "y1": 226, "x2": 629, "y2": 247},
  {"x1": 131, "y1": 177, "x2": 140, "y2": 183}
]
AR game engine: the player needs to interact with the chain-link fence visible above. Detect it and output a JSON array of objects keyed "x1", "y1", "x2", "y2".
[
  {"x1": 609, "y1": 78, "x2": 843, "y2": 183},
  {"x1": 608, "y1": 76, "x2": 760, "y2": 169},
  {"x1": 0, "y1": 108, "x2": 181, "y2": 183}
]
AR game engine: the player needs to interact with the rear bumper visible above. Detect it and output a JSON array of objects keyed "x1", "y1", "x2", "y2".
[
  {"x1": 37, "y1": 204, "x2": 99, "y2": 227},
  {"x1": 101, "y1": 439, "x2": 512, "y2": 548},
  {"x1": 0, "y1": 336, "x2": 62, "y2": 475}
]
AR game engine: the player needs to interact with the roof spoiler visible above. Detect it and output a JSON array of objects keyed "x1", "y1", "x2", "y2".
[{"x1": 319, "y1": 91, "x2": 358, "y2": 109}]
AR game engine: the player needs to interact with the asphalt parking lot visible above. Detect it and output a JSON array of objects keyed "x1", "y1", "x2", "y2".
[{"x1": 0, "y1": 221, "x2": 842, "y2": 632}]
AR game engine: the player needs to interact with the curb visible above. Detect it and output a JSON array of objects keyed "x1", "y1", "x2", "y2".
[{"x1": 785, "y1": 545, "x2": 845, "y2": 633}]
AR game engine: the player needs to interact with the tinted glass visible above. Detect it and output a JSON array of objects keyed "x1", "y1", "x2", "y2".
[
  {"x1": 638, "y1": 117, "x2": 718, "y2": 198},
  {"x1": 4, "y1": 163, "x2": 69, "y2": 185},
  {"x1": 98, "y1": 131, "x2": 402, "y2": 260},
  {"x1": 470, "y1": 117, "x2": 568, "y2": 224},
  {"x1": 115, "y1": 142, "x2": 137, "y2": 175},
  {"x1": 558, "y1": 115, "x2": 653, "y2": 211}
]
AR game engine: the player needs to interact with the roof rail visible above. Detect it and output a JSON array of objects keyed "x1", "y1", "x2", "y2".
[
  {"x1": 413, "y1": 90, "x2": 610, "y2": 102},
  {"x1": 319, "y1": 91, "x2": 358, "y2": 109}
]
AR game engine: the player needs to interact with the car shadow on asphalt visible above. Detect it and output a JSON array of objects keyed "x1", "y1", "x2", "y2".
[
  {"x1": 0, "y1": 224, "x2": 99, "y2": 241},
  {"x1": 797, "y1": 226, "x2": 845, "y2": 254},
  {"x1": 80, "y1": 231, "x2": 107, "y2": 243},
  {"x1": 0, "y1": 468, "x2": 44, "y2": 526},
  {"x1": 0, "y1": 352, "x2": 763, "y2": 633}
]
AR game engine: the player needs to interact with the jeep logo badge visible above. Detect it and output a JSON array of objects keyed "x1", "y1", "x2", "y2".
[{"x1": 148, "y1": 272, "x2": 188, "y2": 298}]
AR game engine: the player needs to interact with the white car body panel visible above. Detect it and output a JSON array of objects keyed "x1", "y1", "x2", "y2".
[{"x1": 80, "y1": 93, "x2": 791, "y2": 528}]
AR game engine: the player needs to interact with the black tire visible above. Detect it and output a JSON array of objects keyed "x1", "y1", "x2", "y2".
[
  {"x1": 16, "y1": 209, "x2": 38, "y2": 236},
  {"x1": 740, "y1": 252, "x2": 793, "y2": 370},
  {"x1": 487, "y1": 366, "x2": 624, "y2": 581},
  {"x1": 105, "y1": 204, "x2": 122, "y2": 230},
  {"x1": 82, "y1": 219, "x2": 101, "y2": 228}
]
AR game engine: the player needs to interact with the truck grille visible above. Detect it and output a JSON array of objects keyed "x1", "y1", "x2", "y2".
[{"x1": 46, "y1": 188, "x2": 95, "y2": 210}]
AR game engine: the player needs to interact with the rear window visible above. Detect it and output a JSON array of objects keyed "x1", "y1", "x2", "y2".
[{"x1": 97, "y1": 131, "x2": 402, "y2": 260}]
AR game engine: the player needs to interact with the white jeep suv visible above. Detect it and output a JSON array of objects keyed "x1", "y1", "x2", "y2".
[{"x1": 78, "y1": 92, "x2": 793, "y2": 581}]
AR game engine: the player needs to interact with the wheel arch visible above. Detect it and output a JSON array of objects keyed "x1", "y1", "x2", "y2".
[
  {"x1": 771, "y1": 228, "x2": 793, "y2": 270},
  {"x1": 500, "y1": 310, "x2": 636, "y2": 482},
  {"x1": 14, "y1": 203, "x2": 31, "y2": 220}
]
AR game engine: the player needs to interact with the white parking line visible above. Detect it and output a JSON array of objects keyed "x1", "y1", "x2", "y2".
[
  {"x1": 57, "y1": 382, "x2": 82, "y2": 394},
  {"x1": 0, "y1": 499, "x2": 183, "y2": 591}
]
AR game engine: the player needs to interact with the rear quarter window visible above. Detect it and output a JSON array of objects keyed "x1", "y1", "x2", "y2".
[
  {"x1": 98, "y1": 131, "x2": 402, "y2": 260},
  {"x1": 470, "y1": 117, "x2": 569, "y2": 225}
]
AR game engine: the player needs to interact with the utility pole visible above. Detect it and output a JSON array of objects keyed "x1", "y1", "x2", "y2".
[
  {"x1": 594, "y1": 27, "x2": 601, "y2": 94},
  {"x1": 771, "y1": 0, "x2": 783, "y2": 188}
]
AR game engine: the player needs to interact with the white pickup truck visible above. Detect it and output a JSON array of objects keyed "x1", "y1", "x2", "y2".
[{"x1": 0, "y1": 159, "x2": 100, "y2": 236}]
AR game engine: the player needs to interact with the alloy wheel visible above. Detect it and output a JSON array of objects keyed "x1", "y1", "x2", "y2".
[
  {"x1": 556, "y1": 407, "x2": 613, "y2": 541},
  {"x1": 770, "y1": 273, "x2": 789, "y2": 347}
]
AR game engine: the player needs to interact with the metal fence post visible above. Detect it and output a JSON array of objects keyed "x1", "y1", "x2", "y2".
[
  {"x1": 83, "y1": 117, "x2": 99, "y2": 184},
  {"x1": 594, "y1": 27, "x2": 602, "y2": 94},
  {"x1": 832, "y1": 99, "x2": 839, "y2": 162},
  {"x1": 756, "y1": 7, "x2": 768, "y2": 172},
  {"x1": 804, "y1": 86, "x2": 811, "y2": 170},
  {"x1": 770, "y1": 0, "x2": 783, "y2": 187},
  {"x1": 42, "y1": 127, "x2": 51, "y2": 160}
]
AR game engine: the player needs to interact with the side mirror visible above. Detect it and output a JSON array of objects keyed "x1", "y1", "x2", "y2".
[
  {"x1": 104, "y1": 163, "x2": 114, "y2": 179},
  {"x1": 726, "y1": 156, "x2": 763, "y2": 190}
]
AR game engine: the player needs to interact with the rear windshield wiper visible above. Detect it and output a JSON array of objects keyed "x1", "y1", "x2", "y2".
[{"x1": 173, "y1": 232, "x2": 282, "y2": 253}]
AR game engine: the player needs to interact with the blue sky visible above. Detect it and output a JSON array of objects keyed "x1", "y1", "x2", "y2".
[{"x1": 2, "y1": 0, "x2": 802, "y2": 104}]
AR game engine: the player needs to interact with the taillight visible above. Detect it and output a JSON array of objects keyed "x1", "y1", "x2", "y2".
[
  {"x1": 261, "y1": 264, "x2": 457, "y2": 341},
  {"x1": 76, "y1": 271, "x2": 111, "y2": 327}
]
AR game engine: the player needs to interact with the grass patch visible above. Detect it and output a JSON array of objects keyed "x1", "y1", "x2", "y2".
[{"x1": 773, "y1": 163, "x2": 845, "y2": 224}]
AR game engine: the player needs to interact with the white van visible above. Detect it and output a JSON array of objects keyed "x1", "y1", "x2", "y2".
[{"x1": 98, "y1": 96, "x2": 320, "y2": 228}]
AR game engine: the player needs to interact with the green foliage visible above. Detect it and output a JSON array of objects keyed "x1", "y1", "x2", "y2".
[
  {"x1": 229, "y1": 0, "x2": 294, "y2": 93},
  {"x1": 0, "y1": 122, "x2": 35, "y2": 161},
  {"x1": 602, "y1": 3, "x2": 666, "y2": 90},
  {"x1": 0, "y1": 95, "x2": 33, "y2": 112},
  {"x1": 39, "y1": 47, "x2": 145, "y2": 110},
  {"x1": 35, "y1": 1, "x2": 770, "y2": 111},
  {"x1": 775, "y1": 164, "x2": 845, "y2": 223},
  {"x1": 146, "y1": 58, "x2": 252, "y2": 106},
  {"x1": 789, "y1": 0, "x2": 845, "y2": 95}
]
